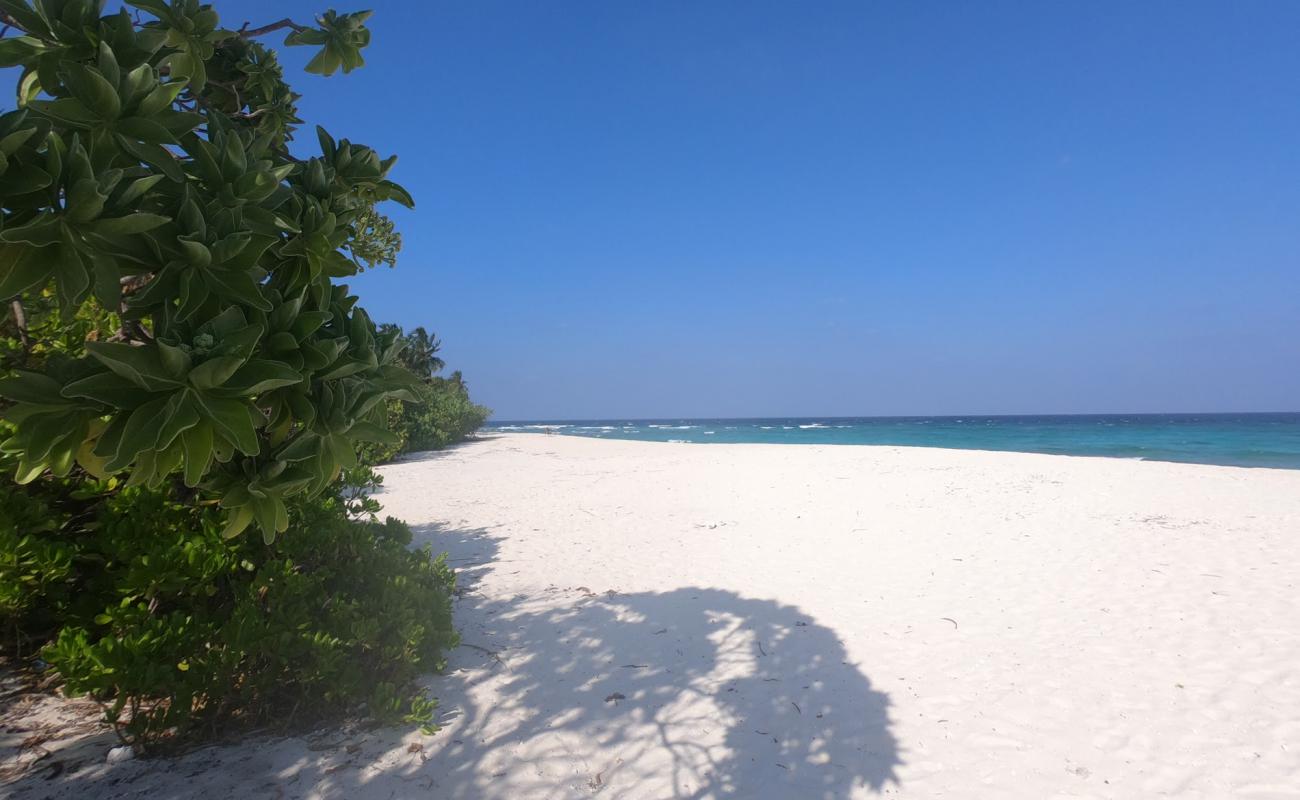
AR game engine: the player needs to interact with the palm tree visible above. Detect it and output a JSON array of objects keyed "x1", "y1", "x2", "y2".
[{"x1": 391, "y1": 326, "x2": 444, "y2": 380}]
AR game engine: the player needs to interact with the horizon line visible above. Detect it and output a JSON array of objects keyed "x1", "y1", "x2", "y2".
[{"x1": 487, "y1": 411, "x2": 1300, "y2": 424}]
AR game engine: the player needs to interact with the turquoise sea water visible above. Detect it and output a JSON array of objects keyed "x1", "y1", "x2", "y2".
[{"x1": 486, "y1": 413, "x2": 1300, "y2": 469}]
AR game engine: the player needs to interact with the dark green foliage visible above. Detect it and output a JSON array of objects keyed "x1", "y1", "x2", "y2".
[
  {"x1": 0, "y1": 2, "x2": 464, "y2": 749},
  {"x1": 0, "y1": 460, "x2": 457, "y2": 745},
  {"x1": 402, "y1": 371, "x2": 491, "y2": 452},
  {"x1": 0, "y1": 463, "x2": 80, "y2": 628},
  {"x1": 359, "y1": 325, "x2": 490, "y2": 464},
  {"x1": 382, "y1": 325, "x2": 444, "y2": 378},
  {"x1": 0, "y1": 0, "x2": 417, "y2": 541}
]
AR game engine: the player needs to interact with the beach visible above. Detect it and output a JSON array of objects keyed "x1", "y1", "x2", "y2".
[{"x1": 7, "y1": 431, "x2": 1300, "y2": 798}]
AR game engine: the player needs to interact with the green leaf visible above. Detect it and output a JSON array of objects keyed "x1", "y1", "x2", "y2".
[
  {"x1": 0, "y1": 214, "x2": 62, "y2": 246},
  {"x1": 210, "y1": 233, "x2": 250, "y2": 264},
  {"x1": 0, "y1": 370, "x2": 67, "y2": 405},
  {"x1": 188, "y1": 355, "x2": 246, "y2": 390},
  {"x1": 276, "y1": 431, "x2": 320, "y2": 462},
  {"x1": 234, "y1": 170, "x2": 281, "y2": 202},
  {"x1": 91, "y1": 413, "x2": 128, "y2": 459},
  {"x1": 114, "y1": 116, "x2": 177, "y2": 145},
  {"x1": 136, "y1": 79, "x2": 187, "y2": 117},
  {"x1": 205, "y1": 268, "x2": 272, "y2": 310},
  {"x1": 104, "y1": 396, "x2": 169, "y2": 470},
  {"x1": 179, "y1": 238, "x2": 211, "y2": 267},
  {"x1": 304, "y1": 47, "x2": 343, "y2": 77},
  {"x1": 51, "y1": 243, "x2": 90, "y2": 313},
  {"x1": 17, "y1": 69, "x2": 40, "y2": 106},
  {"x1": 180, "y1": 421, "x2": 213, "y2": 486},
  {"x1": 97, "y1": 41, "x2": 120, "y2": 87},
  {"x1": 0, "y1": 127, "x2": 37, "y2": 156},
  {"x1": 318, "y1": 358, "x2": 369, "y2": 381},
  {"x1": 119, "y1": 63, "x2": 153, "y2": 104},
  {"x1": 156, "y1": 391, "x2": 200, "y2": 450},
  {"x1": 211, "y1": 320, "x2": 263, "y2": 355},
  {"x1": 158, "y1": 110, "x2": 204, "y2": 137},
  {"x1": 378, "y1": 179, "x2": 414, "y2": 209},
  {"x1": 85, "y1": 341, "x2": 183, "y2": 392},
  {"x1": 90, "y1": 252, "x2": 122, "y2": 308},
  {"x1": 0, "y1": 163, "x2": 52, "y2": 195},
  {"x1": 116, "y1": 135, "x2": 184, "y2": 182},
  {"x1": 157, "y1": 340, "x2": 192, "y2": 378},
  {"x1": 175, "y1": 268, "x2": 206, "y2": 320},
  {"x1": 0, "y1": 36, "x2": 46, "y2": 69},
  {"x1": 62, "y1": 371, "x2": 158, "y2": 408},
  {"x1": 217, "y1": 359, "x2": 302, "y2": 396},
  {"x1": 65, "y1": 177, "x2": 106, "y2": 223},
  {"x1": 316, "y1": 126, "x2": 336, "y2": 157},
  {"x1": 165, "y1": 49, "x2": 207, "y2": 94},
  {"x1": 219, "y1": 504, "x2": 254, "y2": 539},
  {"x1": 347, "y1": 420, "x2": 399, "y2": 445},
  {"x1": 114, "y1": 173, "x2": 164, "y2": 205},
  {"x1": 0, "y1": 242, "x2": 51, "y2": 298},
  {"x1": 59, "y1": 63, "x2": 122, "y2": 120},
  {"x1": 87, "y1": 213, "x2": 171, "y2": 237},
  {"x1": 18, "y1": 412, "x2": 76, "y2": 462},
  {"x1": 220, "y1": 133, "x2": 246, "y2": 181},
  {"x1": 26, "y1": 98, "x2": 98, "y2": 127},
  {"x1": 195, "y1": 394, "x2": 260, "y2": 455}
]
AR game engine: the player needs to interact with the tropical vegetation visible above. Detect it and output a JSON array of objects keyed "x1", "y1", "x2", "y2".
[
  {"x1": 0, "y1": 0, "x2": 485, "y2": 747},
  {"x1": 364, "y1": 324, "x2": 490, "y2": 462}
]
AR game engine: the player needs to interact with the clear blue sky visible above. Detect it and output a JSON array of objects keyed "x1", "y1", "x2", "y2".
[{"x1": 221, "y1": 1, "x2": 1298, "y2": 419}]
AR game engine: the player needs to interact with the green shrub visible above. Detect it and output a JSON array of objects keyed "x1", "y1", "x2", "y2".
[
  {"x1": 0, "y1": 468, "x2": 80, "y2": 629},
  {"x1": 1, "y1": 464, "x2": 457, "y2": 746},
  {"x1": 357, "y1": 324, "x2": 491, "y2": 464},
  {"x1": 356, "y1": 396, "x2": 408, "y2": 464},
  {"x1": 0, "y1": 0, "x2": 467, "y2": 749},
  {"x1": 0, "y1": 0, "x2": 420, "y2": 542},
  {"x1": 404, "y1": 375, "x2": 491, "y2": 452},
  {"x1": 0, "y1": 1, "x2": 463, "y2": 748}
]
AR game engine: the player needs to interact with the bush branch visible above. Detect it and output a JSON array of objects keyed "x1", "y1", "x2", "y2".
[
  {"x1": 9, "y1": 299, "x2": 30, "y2": 353},
  {"x1": 237, "y1": 18, "x2": 307, "y2": 37}
]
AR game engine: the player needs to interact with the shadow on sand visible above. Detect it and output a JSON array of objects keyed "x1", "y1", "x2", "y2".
[
  {"x1": 387, "y1": 522, "x2": 901, "y2": 798},
  {"x1": 4, "y1": 521, "x2": 901, "y2": 799}
]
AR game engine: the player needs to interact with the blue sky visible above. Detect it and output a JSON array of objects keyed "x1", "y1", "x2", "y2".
[{"x1": 220, "y1": 1, "x2": 1298, "y2": 419}]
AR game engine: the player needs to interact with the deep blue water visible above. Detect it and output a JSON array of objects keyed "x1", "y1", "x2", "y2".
[{"x1": 485, "y1": 413, "x2": 1300, "y2": 469}]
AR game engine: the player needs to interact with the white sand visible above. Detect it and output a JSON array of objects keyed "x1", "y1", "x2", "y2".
[{"x1": 5, "y1": 432, "x2": 1300, "y2": 798}]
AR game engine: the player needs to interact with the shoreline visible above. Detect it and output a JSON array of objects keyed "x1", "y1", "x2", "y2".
[
  {"x1": 472, "y1": 429, "x2": 1300, "y2": 473},
  {"x1": 8, "y1": 432, "x2": 1300, "y2": 798},
  {"x1": 481, "y1": 411, "x2": 1300, "y2": 471}
]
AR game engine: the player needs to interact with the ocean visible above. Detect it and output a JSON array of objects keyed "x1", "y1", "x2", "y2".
[{"x1": 485, "y1": 413, "x2": 1300, "y2": 469}]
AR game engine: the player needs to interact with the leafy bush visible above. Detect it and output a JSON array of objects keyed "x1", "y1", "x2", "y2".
[
  {"x1": 0, "y1": 2, "x2": 464, "y2": 748},
  {"x1": 359, "y1": 325, "x2": 490, "y2": 464},
  {"x1": 1, "y1": 460, "x2": 457, "y2": 746},
  {"x1": 0, "y1": 0, "x2": 419, "y2": 542},
  {"x1": 402, "y1": 373, "x2": 491, "y2": 452},
  {"x1": 0, "y1": 461, "x2": 80, "y2": 631}
]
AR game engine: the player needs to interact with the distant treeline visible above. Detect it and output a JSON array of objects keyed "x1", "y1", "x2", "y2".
[{"x1": 360, "y1": 325, "x2": 491, "y2": 464}]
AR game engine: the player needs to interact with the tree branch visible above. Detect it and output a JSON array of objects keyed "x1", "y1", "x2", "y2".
[
  {"x1": 237, "y1": 18, "x2": 307, "y2": 38},
  {"x1": 0, "y1": 11, "x2": 22, "y2": 37},
  {"x1": 9, "y1": 299, "x2": 30, "y2": 353}
]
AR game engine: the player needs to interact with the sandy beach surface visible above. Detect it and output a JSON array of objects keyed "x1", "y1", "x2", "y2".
[{"x1": 5, "y1": 432, "x2": 1300, "y2": 799}]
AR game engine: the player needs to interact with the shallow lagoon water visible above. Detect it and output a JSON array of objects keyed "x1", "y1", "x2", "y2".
[{"x1": 487, "y1": 413, "x2": 1300, "y2": 469}]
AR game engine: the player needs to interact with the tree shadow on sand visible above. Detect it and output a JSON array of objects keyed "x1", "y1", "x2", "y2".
[
  {"x1": 376, "y1": 523, "x2": 902, "y2": 799},
  {"x1": 2, "y1": 522, "x2": 901, "y2": 799}
]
